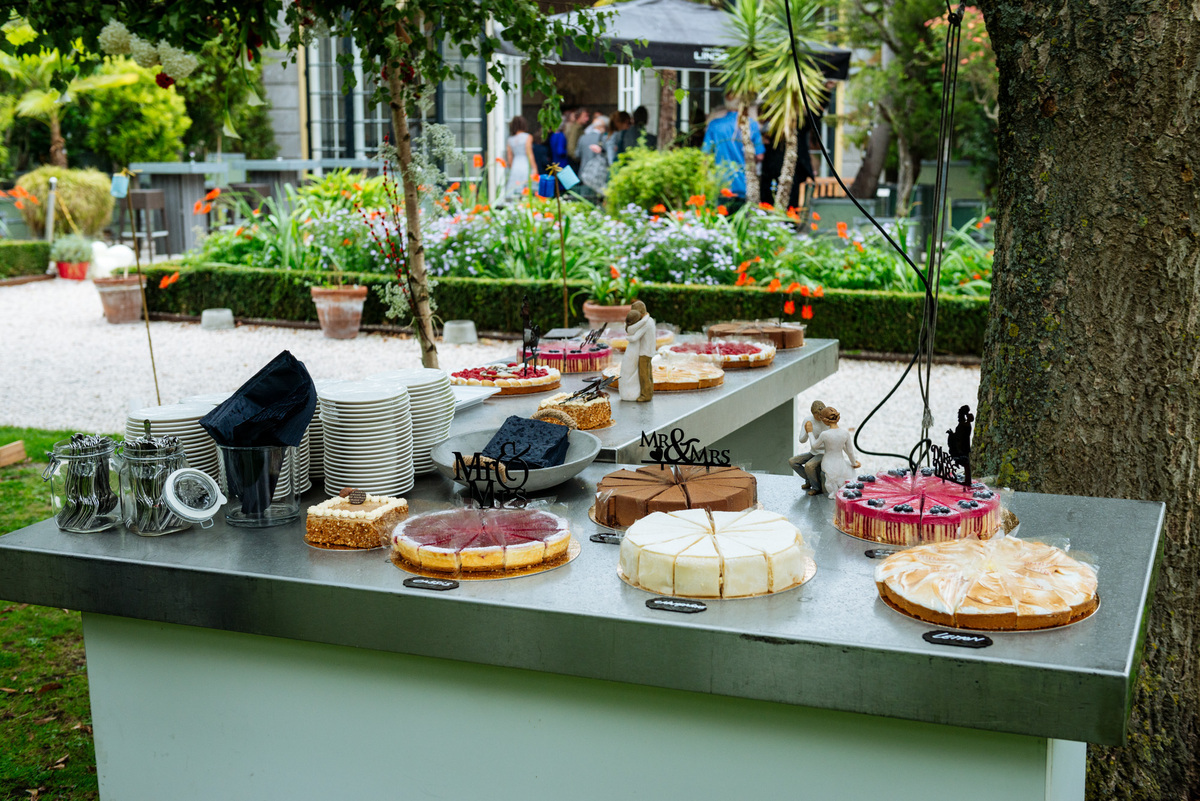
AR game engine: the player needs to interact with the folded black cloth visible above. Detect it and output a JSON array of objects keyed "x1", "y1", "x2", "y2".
[
  {"x1": 482, "y1": 416, "x2": 570, "y2": 470},
  {"x1": 200, "y1": 351, "x2": 316, "y2": 448}
]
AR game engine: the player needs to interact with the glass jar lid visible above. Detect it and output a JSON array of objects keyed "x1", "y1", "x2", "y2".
[{"x1": 162, "y1": 468, "x2": 226, "y2": 525}]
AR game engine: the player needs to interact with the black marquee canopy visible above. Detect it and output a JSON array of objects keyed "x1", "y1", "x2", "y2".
[{"x1": 499, "y1": 0, "x2": 851, "y2": 79}]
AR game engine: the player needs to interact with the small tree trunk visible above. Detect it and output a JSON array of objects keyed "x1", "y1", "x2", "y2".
[
  {"x1": 48, "y1": 112, "x2": 67, "y2": 168},
  {"x1": 775, "y1": 124, "x2": 799, "y2": 210},
  {"x1": 385, "y1": 63, "x2": 439, "y2": 369},
  {"x1": 849, "y1": 118, "x2": 890, "y2": 200},
  {"x1": 894, "y1": 129, "x2": 915, "y2": 218},
  {"x1": 737, "y1": 102, "x2": 759, "y2": 203},
  {"x1": 657, "y1": 69, "x2": 676, "y2": 150}
]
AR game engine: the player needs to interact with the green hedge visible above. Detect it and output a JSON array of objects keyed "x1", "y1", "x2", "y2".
[
  {"x1": 0, "y1": 241, "x2": 50, "y2": 279},
  {"x1": 142, "y1": 264, "x2": 989, "y2": 355}
]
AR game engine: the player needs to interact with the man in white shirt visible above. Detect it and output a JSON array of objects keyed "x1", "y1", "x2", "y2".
[{"x1": 789, "y1": 400, "x2": 828, "y2": 494}]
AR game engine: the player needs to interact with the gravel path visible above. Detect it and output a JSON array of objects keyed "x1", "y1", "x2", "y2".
[{"x1": 0, "y1": 279, "x2": 980, "y2": 472}]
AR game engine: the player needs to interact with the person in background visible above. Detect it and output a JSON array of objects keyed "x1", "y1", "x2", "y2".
[
  {"x1": 548, "y1": 115, "x2": 570, "y2": 172},
  {"x1": 565, "y1": 108, "x2": 589, "y2": 172},
  {"x1": 531, "y1": 128, "x2": 552, "y2": 178},
  {"x1": 760, "y1": 109, "x2": 817, "y2": 210},
  {"x1": 702, "y1": 94, "x2": 764, "y2": 203},
  {"x1": 620, "y1": 105, "x2": 657, "y2": 153},
  {"x1": 575, "y1": 114, "x2": 612, "y2": 200},
  {"x1": 607, "y1": 111, "x2": 631, "y2": 166},
  {"x1": 504, "y1": 115, "x2": 538, "y2": 197}
]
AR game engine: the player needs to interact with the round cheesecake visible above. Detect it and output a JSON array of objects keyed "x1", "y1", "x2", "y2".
[
  {"x1": 601, "y1": 327, "x2": 674, "y2": 352},
  {"x1": 660, "y1": 340, "x2": 776, "y2": 369},
  {"x1": 392, "y1": 508, "x2": 571, "y2": 573},
  {"x1": 520, "y1": 341, "x2": 613, "y2": 373},
  {"x1": 450, "y1": 363, "x2": 561, "y2": 396},
  {"x1": 601, "y1": 361, "x2": 723, "y2": 391},
  {"x1": 620, "y1": 508, "x2": 811, "y2": 598},
  {"x1": 595, "y1": 464, "x2": 757, "y2": 527},
  {"x1": 875, "y1": 536, "x2": 1098, "y2": 631},
  {"x1": 833, "y1": 468, "x2": 1002, "y2": 545},
  {"x1": 707, "y1": 322, "x2": 804, "y2": 349}
]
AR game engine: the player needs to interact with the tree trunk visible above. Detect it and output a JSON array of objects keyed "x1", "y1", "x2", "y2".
[
  {"x1": 385, "y1": 61, "x2": 439, "y2": 369},
  {"x1": 775, "y1": 124, "x2": 799, "y2": 211},
  {"x1": 737, "y1": 102, "x2": 759, "y2": 204},
  {"x1": 657, "y1": 69, "x2": 676, "y2": 151},
  {"x1": 849, "y1": 117, "x2": 890, "y2": 200},
  {"x1": 894, "y1": 128, "x2": 915, "y2": 218},
  {"x1": 975, "y1": 2, "x2": 1200, "y2": 798},
  {"x1": 48, "y1": 112, "x2": 66, "y2": 168}
]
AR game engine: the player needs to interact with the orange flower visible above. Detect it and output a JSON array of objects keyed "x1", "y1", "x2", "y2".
[
  {"x1": 610, "y1": 265, "x2": 620, "y2": 279},
  {"x1": 737, "y1": 260, "x2": 751, "y2": 273},
  {"x1": 785, "y1": 282, "x2": 800, "y2": 293},
  {"x1": 983, "y1": 215, "x2": 991, "y2": 223},
  {"x1": 521, "y1": 187, "x2": 530, "y2": 196},
  {"x1": 204, "y1": 188, "x2": 220, "y2": 201},
  {"x1": 252, "y1": 208, "x2": 261, "y2": 217},
  {"x1": 342, "y1": 238, "x2": 352, "y2": 246},
  {"x1": 545, "y1": 213, "x2": 554, "y2": 221},
  {"x1": 973, "y1": 273, "x2": 982, "y2": 280},
  {"x1": 735, "y1": 272, "x2": 751, "y2": 287},
  {"x1": 717, "y1": 205, "x2": 728, "y2": 216},
  {"x1": 767, "y1": 278, "x2": 781, "y2": 293},
  {"x1": 720, "y1": 188, "x2": 735, "y2": 198},
  {"x1": 235, "y1": 226, "x2": 245, "y2": 236},
  {"x1": 836, "y1": 221, "x2": 849, "y2": 238},
  {"x1": 651, "y1": 203, "x2": 666, "y2": 213},
  {"x1": 158, "y1": 271, "x2": 180, "y2": 289},
  {"x1": 449, "y1": 182, "x2": 460, "y2": 191},
  {"x1": 496, "y1": 158, "x2": 508, "y2": 168},
  {"x1": 201, "y1": 203, "x2": 213, "y2": 214},
  {"x1": 650, "y1": 215, "x2": 659, "y2": 222},
  {"x1": 810, "y1": 223, "x2": 818, "y2": 231},
  {"x1": 758, "y1": 202, "x2": 773, "y2": 211},
  {"x1": 811, "y1": 212, "x2": 821, "y2": 221},
  {"x1": 783, "y1": 300, "x2": 795, "y2": 315},
  {"x1": 13, "y1": 199, "x2": 23, "y2": 210},
  {"x1": 193, "y1": 200, "x2": 204, "y2": 215},
  {"x1": 799, "y1": 285, "x2": 810, "y2": 297},
  {"x1": 814, "y1": 286, "x2": 824, "y2": 298},
  {"x1": 854, "y1": 241, "x2": 864, "y2": 252},
  {"x1": 26, "y1": 193, "x2": 38, "y2": 205},
  {"x1": 685, "y1": 194, "x2": 706, "y2": 206},
  {"x1": 801, "y1": 304, "x2": 813, "y2": 320},
  {"x1": 473, "y1": 154, "x2": 484, "y2": 169}
]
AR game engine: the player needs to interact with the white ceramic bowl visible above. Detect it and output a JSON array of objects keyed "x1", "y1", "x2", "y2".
[{"x1": 431, "y1": 428, "x2": 601, "y2": 492}]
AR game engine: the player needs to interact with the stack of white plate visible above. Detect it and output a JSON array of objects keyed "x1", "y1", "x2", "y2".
[
  {"x1": 126, "y1": 401, "x2": 221, "y2": 482},
  {"x1": 318, "y1": 382, "x2": 414, "y2": 496},
  {"x1": 294, "y1": 427, "x2": 313, "y2": 495},
  {"x1": 367, "y1": 368, "x2": 455, "y2": 474}
]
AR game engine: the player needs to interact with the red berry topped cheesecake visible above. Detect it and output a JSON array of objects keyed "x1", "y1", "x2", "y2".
[
  {"x1": 391, "y1": 508, "x2": 571, "y2": 573},
  {"x1": 449, "y1": 363, "x2": 561, "y2": 396},
  {"x1": 660, "y1": 340, "x2": 776, "y2": 369},
  {"x1": 519, "y1": 340, "x2": 613, "y2": 373},
  {"x1": 833, "y1": 468, "x2": 1002, "y2": 545}
]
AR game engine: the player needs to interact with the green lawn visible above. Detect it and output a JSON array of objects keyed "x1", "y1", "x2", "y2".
[{"x1": 1, "y1": 426, "x2": 101, "y2": 800}]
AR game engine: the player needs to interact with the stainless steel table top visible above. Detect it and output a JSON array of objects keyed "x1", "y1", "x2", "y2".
[
  {"x1": 0, "y1": 468, "x2": 1161, "y2": 745},
  {"x1": 451, "y1": 339, "x2": 839, "y2": 462}
]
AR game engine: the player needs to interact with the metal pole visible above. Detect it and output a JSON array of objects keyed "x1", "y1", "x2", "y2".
[{"x1": 44, "y1": 176, "x2": 57, "y2": 244}]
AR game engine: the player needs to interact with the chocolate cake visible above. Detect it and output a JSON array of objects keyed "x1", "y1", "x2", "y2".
[
  {"x1": 482, "y1": 416, "x2": 571, "y2": 470},
  {"x1": 594, "y1": 464, "x2": 758, "y2": 527},
  {"x1": 707, "y1": 322, "x2": 805, "y2": 349}
]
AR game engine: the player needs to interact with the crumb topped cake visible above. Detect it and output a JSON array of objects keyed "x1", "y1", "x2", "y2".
[
  {"x1": 875, "y1": 536, "x2": 1098, "y2": 631},
  {"x1": 450, "y1": 363, "x2": 561, "y2": 396},
  {"x1": 833, "y1": 468, "x2": 1002, "y2": 545},
  {"x1": 536, "y1": 392, "x2": 612, "y2": 429},
  {"x1": 391, "y1": 508, "x2": 571, "y2": 573},
  {"x1": 620, "y1": 509, "x2": 811, "y2": 598},
  {"x1": 305, "y1": 493, "x2": 409, "y2": 549},
  {"x1": 660, "y1": 340, "x2": 776, "y2": 369}
]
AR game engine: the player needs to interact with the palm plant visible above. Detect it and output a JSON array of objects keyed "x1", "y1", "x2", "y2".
[
  {"x1": 0, "y1": 23, "x2": 136, "y2": 167},
  {"x1": 755, "y1": 0, "x2": 829, "y2": 209},
  {"x1": 719, "y1": 0, "x2": 770, "y2": 203}
]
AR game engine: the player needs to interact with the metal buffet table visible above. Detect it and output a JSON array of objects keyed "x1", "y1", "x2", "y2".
[
  {"x1": 0, "y1": 463, "x2": 1163, "y2": 801},
  {"x1": 452, "y1": 338, "x2": 839, "y2": 474}
]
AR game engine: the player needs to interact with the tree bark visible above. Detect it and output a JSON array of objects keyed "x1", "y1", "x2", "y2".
[
  {"x1": 737, "y1": 102, "x2": 759, "y2": 204},
  {"x1": 775, "y1": 124, "x2": 799, "y2": 211},
  {"x1": 894, "y1": 126, "x2": 915, "y2": 218},
  {"x1": 385, "y1": 60, "x2": 439, "y2": 369},
  {"x1": 657, "y1": 69, "x2": 676, "y2": 151},
  {"x1": 975, "y1": 2, "x2": 1200, "y2": 798},
  {"x1": 849, "y1": 117, "x2": 890, "y2": 200},
  {"x1": 48, "y1": 112, "x2": 66, "y2": 168}
]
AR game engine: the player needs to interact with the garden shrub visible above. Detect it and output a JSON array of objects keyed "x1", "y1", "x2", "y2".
[
  {"x1": 15, "y1": 166, "x2": 114, "y2": 237},
  {"x1": 142, "y1": 264, "x2": 989, "y2": 355},
  {"x1": 605, "y1": 148, "x2": 719, "y2": 213},
  {"x1": 84, "y1": 59, "x2": 191, "y2": 169},
  {"x1": 0, "y1": 241, "x2": 50, "y2": 278}
]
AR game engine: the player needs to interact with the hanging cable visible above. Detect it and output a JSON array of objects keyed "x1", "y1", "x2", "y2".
[{"x1": 782, "y1": 0, "x2": 965, "y2": 469}]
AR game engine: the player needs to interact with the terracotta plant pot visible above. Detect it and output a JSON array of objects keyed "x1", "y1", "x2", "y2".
[
  {"x1": 55, "y1": 261, "x2": 89, "y2": 281},
  {"x1": 582, "y1": 300, "x2": 632, "y2": 331},
  {"x1": 311, "y1": 285, "x2": 368, "y2": 340},
  {"x1": 94, "y1": 275, "x2": 145, "y2": 324}
]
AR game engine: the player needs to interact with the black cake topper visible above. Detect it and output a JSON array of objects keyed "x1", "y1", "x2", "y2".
[
  {"x1": 566, "y1": 374, "x2": 616, "y2": 403},
  {"x1": 921, "y1": 404, "x2": 974, "y2": 488},
  {"x1": 520, "y1": 295, "x2": 542, "y2": 373},
  {"x1": 452, "y1": 443, "x2": 531, "y2": 508},
  {"x1": 640, "y1": 428, "x2": 731, "y2": 468}
]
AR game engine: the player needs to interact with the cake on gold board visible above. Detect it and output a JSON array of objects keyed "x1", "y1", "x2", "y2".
[
  {"x1": 391, "y1": 507, "x2": 573, "y2": 576},
  {"x1": 450, "y1": 364, "x2": 561, "y2": 396},
  {"x1": 594, "y1": 464, "x2": 757, "y2": 528},
  {"x1": 833, "y1": 469, "x2": 1003, "y2": 545},
  {"x1": 874, "y1": 536, "x2": 1098, "y2": 631},
  {"x1": 660, "y1": 340, "x2": 776, "y2": 369},
  {"x1": 305, "y1": 491, "x2": 409, "y2": 549},
  {"x1": 619, "y1": 508, "x2": 814, "y2": 598},
  {"x1": 601, "y1": 361, "x2": 723, "y2": 392},
  {"x1": 707, "y1": 321, "x2": 804, "y2": 349}
]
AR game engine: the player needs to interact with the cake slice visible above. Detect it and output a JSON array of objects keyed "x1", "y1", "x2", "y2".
[
  {"x1": 305, "y1": 494, "x2": 409, "y2": 549},
  {"x1": 674, "y1": 536, "x2": 722, "y2": 598},
  {"x1": 636, "y1": 533, "x2": 705, "y2": 595},
  {"x1": 713, "y1": 536, "x2": 770, "y2": 598}
]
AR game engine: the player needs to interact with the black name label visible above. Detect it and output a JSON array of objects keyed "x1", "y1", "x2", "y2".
[
  {"x1": 646, "y1": 597, "x2": 707, "y2": 614},
  {"x1": 590, "y1": 532, "x2": 622, "y2": 545},
  {"x1": 864, "y1": 548, "x2": 898, "y2": 559},
  {"x1": 403, "y1": 577, "x2": 460, "y2": 592},
  {"x1": 640, "y1": 427, "x2": 731, "y2": 468},
  {"x1": 923, "y1": 630, "x2": 993, "y2": 648}
]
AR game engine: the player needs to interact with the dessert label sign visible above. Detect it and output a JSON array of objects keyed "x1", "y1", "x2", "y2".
[
  {"x1": 646, "y1": 597, "x2": 707, "y2": 614},
  {"x1": 640, "y1": 428, "x2": 730, "y2": 468},
  {"x1": 864, "y1": 548, "x2": 899, "y2": 559},
  {"x1": 403, "y1": 577, "x2": 460, "y2": 592},
  {"x1": 922, "y1": 630, "x2": 993, "y2": 649},
  {"x1": 590, "y1": 532, "x2": 623, "y2": 545}
]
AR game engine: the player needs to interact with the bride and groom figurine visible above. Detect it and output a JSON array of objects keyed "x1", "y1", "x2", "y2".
[{"x1": 789, "y1": 400, "x2": 861, "y2": 497}]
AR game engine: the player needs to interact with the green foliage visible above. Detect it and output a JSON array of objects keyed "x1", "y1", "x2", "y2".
[
  {"x1": 0, "y1": 240, "x2": 50, "y2": 277},
  {"x1": 141, "y1": 263, "x2": 989, "y2": 354},
  {"x1": 177, "y1": 37, "x2": 277, "y2": 159},
  {"x1": 295, "y1": 169, "x2": 389, "y2": 212},
  {"x1": 15, "y1": 166, "x2": 114, "y2": 237},
  {"x1": 605, "y1": 148, "x2": 720, "y2": 213},
  {"x1": 84, "y1": 58, "x2": 191, "y2": 169},
  {"x1": 49, "y1": 233, "x2": 93, "y2": 263}
]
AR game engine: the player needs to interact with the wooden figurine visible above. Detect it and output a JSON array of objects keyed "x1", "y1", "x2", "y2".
[{"x1": 620, "y1": 300, "x2": 655, "y2": 403}]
